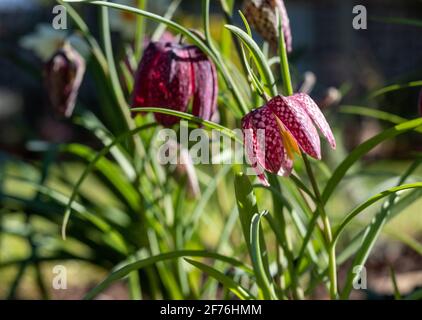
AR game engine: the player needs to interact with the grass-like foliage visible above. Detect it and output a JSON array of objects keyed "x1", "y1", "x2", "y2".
[{"x1": 0, "y1": 0, "x2": 421, "y2": 300}]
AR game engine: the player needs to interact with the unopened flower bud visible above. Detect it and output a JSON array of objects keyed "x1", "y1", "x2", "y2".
[
  {"x1": 44, "y1": 42, "x2": 85, "y2": 118},
  {"x1": 132, "y1": 41, "x2": 218, "y2": 126},
  {"x1": 242, "y1": 0, "x2": 292, "y2": 52}
]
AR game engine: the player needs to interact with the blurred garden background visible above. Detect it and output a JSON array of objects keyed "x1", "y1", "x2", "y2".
[{"x1": 0, "y1": 0, "x2": 421, "y2": 300}]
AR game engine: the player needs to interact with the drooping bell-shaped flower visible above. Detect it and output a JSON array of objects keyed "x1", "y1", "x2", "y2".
[
  {"x1": 131, "y1": 41, "x2": 218, "y2": 126},
  {"x1": 44, "y1": 42, "x2": 86, "y2": 118},
  {"x1": 242, "y1": 94, "x2": 336, "y2": 186},
  {"x1": 242, "y1": 0, "x2": 292, "y2": 52}
]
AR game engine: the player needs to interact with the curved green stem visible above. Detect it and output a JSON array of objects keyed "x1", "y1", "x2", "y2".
[
  {"x1": 303, "y1": 155, "x2": 337, "y2": 299},
  {"x1": 134, "y1": 0, "x2": 147, "y2": 60}
]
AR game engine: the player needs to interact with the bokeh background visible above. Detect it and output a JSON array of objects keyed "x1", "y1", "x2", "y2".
[{"x1": 0, "y1": 0, "x2": 421, "y2": 299}]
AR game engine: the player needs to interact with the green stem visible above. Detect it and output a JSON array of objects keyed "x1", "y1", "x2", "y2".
[
  {"x1": 268, "y1": 175, "x2": 303, "y2": 299},
  {"x1": 303, "y1": 155, "x2": 338, "y2": 299},
  {"x1": 58, "y1": 0, "x2": 109, "y2": 73},
  {"x1": 151, "y1": 0, "x2": 182, "y2": 41},
  {"x1": 135, "y1": 0, "x2": 147, "y2": 60},
  {"x1": 202, "y1": 0, "x2": 249, "y2": 115},
  {"x1": 277, "y1": 9, "x2": 337, "y2": 298},
  {"x1": 203, "y1": 0, "x2": 214, "y2": 50},
  {"x1": 100, "y1": 3, "x2": 145, "y2": 300},
  {"x1": 277, "y1": 10, "x2": 293, "y2": 96},
  {"x1": 128, "y1": 256, "x2": 142, "y2": 300},
  {"x1": 100, "y1": 2, "x2": 145, "y2": 158}
]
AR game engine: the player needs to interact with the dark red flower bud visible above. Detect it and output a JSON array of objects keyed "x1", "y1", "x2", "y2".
[
  {"x1": 131, "y1": 42, "x2": 218, "y2": 126},
  {"x1": 243, "y1": 0, "x2": 292, "y2": 52},
  {"x1": 44, "y1": 43, "x2": 85, "y2": 118}
]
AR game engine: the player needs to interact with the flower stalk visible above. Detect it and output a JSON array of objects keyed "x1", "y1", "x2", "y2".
[
  {"x1": 277, "y1": 6, "x2": 338, "y2": 299},
  {"x1": 303, "y1": 155, "x2": 338, "y2": 299},
  {"x1": 134, "y1": 0, "x2": 147, "y2": 60}
]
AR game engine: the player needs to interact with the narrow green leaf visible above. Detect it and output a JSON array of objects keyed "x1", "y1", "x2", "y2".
[
  {"x1": 234, "y1": 173, "x2": 259, "y2": 255},
  {"x1": 84, "y1": 250, "x2": 252, "y2": 299},
  {"x1": 151, "y1": 0, "x2": 182, "y2": 41},
  {"x1": 57, "y1": 0, "x2": 108, "y2": 72},
  {"x1": 332, "y1": 182, "x2": 422, "y2": 245},
  {"x1": 370, "y1": 16, "x2": 422, "y2": 28},
  {"x1": 185, "y1": 258, "x2": 255, "y2": 300},
  {"x1": 63, "y1": 143, "x2": 140, "y2": 207},
  {"x1": 322, "y1": 118, "x2": 422, "y2": 203},
  {"x1": 369, "y1": 80, "x2": 422, "y2": 99},
  {"x1": 341, "y1": 105, "x2": 422, "y2": 137},
  {"x1": 250, "y1": 212, "x2": 276, "y2": 299},
  {"x1": 225, "y1": 24, "x2": 277, "y2": 96},
  {"x1": 74, "y1": 111, "x2": 137, "y2": 180},
  {"x1": 131, "y1": 107, "x2": 241, "y2": 142},
  {"x1": 61, "y1": 123, "x2": 156, "y2": 239},
  {"x1": 4, "y1": 175, "x2": 128, "y2": 254},
  {"x1": 340, "y1": 160, "x2": 422, "y2": 299},
  {"x1": 390, "y1": 266, "x2": 402, "y2": 300},
  {"x1": 405, "y1": 288, "x2": 422, "y2": 300}
]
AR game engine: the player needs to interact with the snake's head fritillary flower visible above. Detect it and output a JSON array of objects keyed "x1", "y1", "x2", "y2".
[
  {"x1": 242, "y1": 94, "x2": 336, "y2": 185},
  {"x1": 243, "y1": 0, "x2": 292, "y2": 52},
  {"x1": 131, "y1": 42, "x2": 218, "y2": 126},
  {"x1": 44, "y1": 42, "x2": 86, "y2": 118}
]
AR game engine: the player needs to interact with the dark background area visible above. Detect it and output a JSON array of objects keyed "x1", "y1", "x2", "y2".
[{"x1": 1, "y1": 0, "x2": 422, "y2": 154}]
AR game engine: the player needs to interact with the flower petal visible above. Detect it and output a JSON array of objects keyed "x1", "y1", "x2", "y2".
[
  {"x1": 188, "y1": 46, "x2": 218, "y2": 122},
  {"x1": 242, "y1": 105, "x2": 293, "y2": 185},
  {"x1": 132, "y1": 42, "x2": 193, "y2": 126},
  {"x1": 291, "y1": 93, "x2": 336, "y2": 149},
  {"x1": 242, "y1": 112, "x2": 269, "y2": 186},
  {"x1": 267, "y1": 95, "x2": 321, "y2": 159}
]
